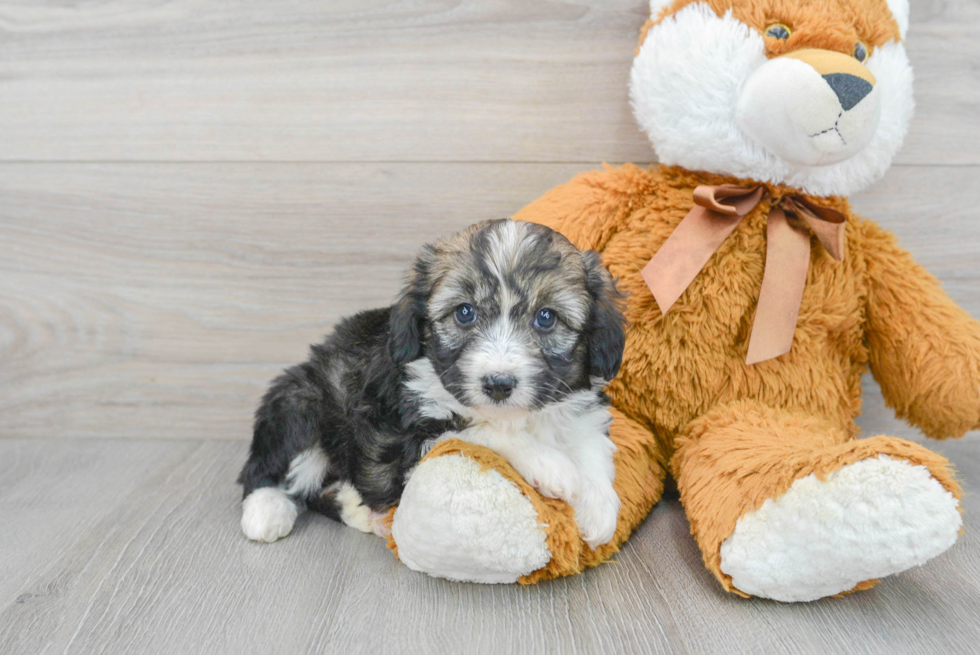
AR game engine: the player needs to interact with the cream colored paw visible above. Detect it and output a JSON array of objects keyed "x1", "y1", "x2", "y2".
[
  {"x1": 517, "y1": 452, "x2": 582, "y2": 503},
  {"x1": 391, "y1": 454, "x2": 551, "y2": 583},
  {"x1": 331, "y1": 481, "x2": 388, "y2": 537},
  {"x1": 572, "y1": 480, "x2": 621, "y2": 549},
  {"x1": 720, "y1": 455, "x2": 962, "y2": 602},
  {"x1": 241, "y1": 488, "x2": 298, "y2": 543}
]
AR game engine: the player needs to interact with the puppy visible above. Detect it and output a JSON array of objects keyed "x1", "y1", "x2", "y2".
[{"x1": 238, "y1": 219, "x2": 626, "y2": 548}]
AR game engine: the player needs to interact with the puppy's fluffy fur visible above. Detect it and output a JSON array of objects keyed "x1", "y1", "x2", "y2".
[{"x1": 239, "y1": 219, "x2": 626, "y2": 547}]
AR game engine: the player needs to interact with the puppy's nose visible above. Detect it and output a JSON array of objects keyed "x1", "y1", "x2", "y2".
[
  {"x1": 482, "y1": 374, "x2": 516, "y2": 402},
  {"x1": 822, "y1": 73, "x2": 873, "y2": 111}
]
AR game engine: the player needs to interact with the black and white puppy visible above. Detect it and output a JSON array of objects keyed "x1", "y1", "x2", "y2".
[{"x1": 239, "y1": 219, "x2": 626, "y2": 548}]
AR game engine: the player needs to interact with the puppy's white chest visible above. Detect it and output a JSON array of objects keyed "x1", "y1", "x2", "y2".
[{"x1": 464, "y1": 416, "x2": 558, "y2": 448}]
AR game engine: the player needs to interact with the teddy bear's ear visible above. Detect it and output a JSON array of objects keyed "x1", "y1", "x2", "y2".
[
  {"x1": 388, "y1": 246, "x2": 434, "y2": 365},
  {"x1": 582, "y1": 251, "x2": 627, "y2": 381},
  {"x1": 884, "y1": 0, "x2": 909, "y2": 39},
  {"x1": 648, "y1": 0, "x2": 674, "y2": 20}
]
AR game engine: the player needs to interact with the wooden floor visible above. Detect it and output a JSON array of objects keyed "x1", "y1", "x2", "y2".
[
  {"x1": 1, "y1": 436, "x2": 978, "y2": 654},
  {"x1": 1, "y1": 1, "x2": 979, "y2": 653}
]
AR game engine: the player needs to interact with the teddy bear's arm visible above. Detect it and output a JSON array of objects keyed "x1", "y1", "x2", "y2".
[
  {"x1": 513, "y1": 165, "x2": 647, "y2": 251},
  {"x1": 860, "y1": 219, "x2": 980, "y2": 439},
  {"x1": 387, "y1": 407, "x2": 670, "y2": 584}
]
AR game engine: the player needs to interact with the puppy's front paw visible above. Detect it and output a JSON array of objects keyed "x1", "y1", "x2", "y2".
[
  {"x1": 241, "y1": 488, "x2": 298, "y2": 543},
  {"x1": 515, "y1": 453, "x2": 582, "y2": 503},
  {"x1": 572, "y1": 481, "x2": 620, "y2": 550}
]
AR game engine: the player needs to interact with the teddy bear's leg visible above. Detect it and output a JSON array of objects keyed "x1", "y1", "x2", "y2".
[
  {"x1": 388, "y1": 408, "x2": 669, "y2": 583},
  {"x1": 672, "y1": 400, "x2": 963, "y2": 602}
]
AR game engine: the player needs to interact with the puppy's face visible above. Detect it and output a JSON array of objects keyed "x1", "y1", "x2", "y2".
[{"x1": 390, "y1": 220, "x2": 625, "y2": 413}]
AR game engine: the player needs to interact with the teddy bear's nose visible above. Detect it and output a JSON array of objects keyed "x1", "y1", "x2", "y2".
[{"x1": 822, "y1": 73, "x2": 873, "y2": 111}]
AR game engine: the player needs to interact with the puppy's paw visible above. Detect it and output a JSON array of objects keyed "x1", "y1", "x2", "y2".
[
  {"x1": 516, "y1": 452, "x2": 582, "y2": 503},
  {"x1": 335, "y1": 482, "x2": 388, "y2": 538},
  {"x1": 369, "y1": 510, "x2": 392, "y2": 538},
  {"x1": 572, "y1": 481, "x2": 621, "y2": 550},
  {"x1": 241, "y1": 488, "x2": 298, "y2": 543},
  {"x1": 417, "y1": 430, "x2": 461, "y2": 460}
]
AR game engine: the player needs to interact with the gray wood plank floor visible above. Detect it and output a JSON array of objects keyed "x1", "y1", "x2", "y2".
[
  {"x1": 0, "y1": 438, "x2": 977, "y2": 654},
  {"x1": 2, "y1": 0, "x2": 979, "y2": 652}
]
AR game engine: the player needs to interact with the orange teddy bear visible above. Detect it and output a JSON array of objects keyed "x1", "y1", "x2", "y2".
[{"x1": 388, "y1": 0, "x2": 978, "y2": 601}]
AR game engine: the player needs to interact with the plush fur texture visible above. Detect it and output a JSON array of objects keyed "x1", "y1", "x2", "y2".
[
  {"x1": 388, "y1": 406, "x2": 670, "y2": 583},
  {"x1": 514, "y1": 165, "x2": 974, "y2": 594},
  {"x1": 630, "y1": 0, "x2": 912, "y2": 196},
  {"x1": 719, "y1": 454, "x2": 961, "y2": 601},
  {"x1": 392, "y1": 164, "x2": 975, "y2": 592},
  {"x1": 391, "y1": 452, "x2": 552, "y2": 583},
  {"x1": 386, "y1": 0, "x2": 976, "y2": 600}
]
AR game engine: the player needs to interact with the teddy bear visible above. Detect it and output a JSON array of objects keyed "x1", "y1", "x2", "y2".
[{"x1": 384, "y1": 0, "x2": 980, "y2": 602}]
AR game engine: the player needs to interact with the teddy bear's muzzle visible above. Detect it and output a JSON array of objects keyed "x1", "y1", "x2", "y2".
[{"x1": 735, "y1": 48, "x2": 881, "y2": 167}]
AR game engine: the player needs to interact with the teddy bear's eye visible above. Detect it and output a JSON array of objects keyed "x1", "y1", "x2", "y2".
[
  {"x1": 764, "y1": 23, "x2": 791, "y2": 40},
  {"x1": 853, "y1": 41, "x2": 869, "y2": 62}
]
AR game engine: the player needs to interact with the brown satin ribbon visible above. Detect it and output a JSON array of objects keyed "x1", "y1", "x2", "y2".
[{"x1": 641, "y1": 185, "x2": 846, "y2": 365}]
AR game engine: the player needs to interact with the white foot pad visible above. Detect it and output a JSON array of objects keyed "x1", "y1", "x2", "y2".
[
  {"x1": 241, "y1": 487, "x2": 299, "y2": 543},
  {"x1": 391, "y1": 455, "x2": 551, "y2": 583},
  {"x1": 720, "y1": 455, "x2": 962, "y2": 602}
]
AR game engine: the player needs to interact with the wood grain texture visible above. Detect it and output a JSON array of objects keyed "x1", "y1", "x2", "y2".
[
  {"x1": 0, "y1": 161, "x2": 595, "y2": 440},
  {"x1": 1, "y1": 162, "x2": 977, "y2": 442},
  {"x1": 1, "y1": 0, "x2": 979, "y2": 650},
  {"x1": 0, "y1": 437, "x2": 977, "y2": 655},
  {"x1": 0, "y1": 0, "x2": 976, "y2": 164},
  {"x1": 0, "y1": 439, "x2": 365, "y2": 654}
]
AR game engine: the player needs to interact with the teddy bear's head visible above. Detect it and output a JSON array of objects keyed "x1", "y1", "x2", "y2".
[{"x1": 630, "y1": 0, "x2": 912, "y2": 196}]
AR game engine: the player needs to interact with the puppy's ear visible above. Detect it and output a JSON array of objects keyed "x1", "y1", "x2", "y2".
[
  {"x1": 583, "y1": 251, "x2": 626, "y2": 381},
  {"x1": 389, "y1": 246, "x2": 433, "y2": 365}
]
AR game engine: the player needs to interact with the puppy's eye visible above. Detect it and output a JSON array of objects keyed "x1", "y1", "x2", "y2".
[
  {"x1": 455, "y1": 303, "x2": 476, "y2": 325},
  {"x1": 534, "y1": 308, "x2": 557, "y2": 330},
  {"x1": 764, "y1": 23, "x2": 791, "y2": 40},
  {"x1": 853, "y1": 41, "x2": 868, "y2": 62}
]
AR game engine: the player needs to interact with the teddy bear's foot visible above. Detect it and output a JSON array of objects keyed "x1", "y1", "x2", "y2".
[
  {"x1": 719, "y1": 454, "x2": 962, "y2": 602},
  {"x1": 675, "y1": 401, "x2": 964, "y2": 601},
  {"x1": 391, "y1": 452, "x2": 551, "y2": 583},
  {"x1": 389, "y1": 410, "x2": 670, "y2": 585}
]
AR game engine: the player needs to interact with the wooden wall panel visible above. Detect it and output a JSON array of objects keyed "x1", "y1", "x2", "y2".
[
  {"x1": 0, "y1": 0, "x2": 976, "y2": 164},
  {"x1": 1, "y1": 163, "x2": 976, "y2": 440}
]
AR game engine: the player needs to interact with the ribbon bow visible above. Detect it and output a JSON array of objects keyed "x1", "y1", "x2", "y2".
[{"x1": 641, "y1": 185, "x2": 846, "y2": 365}]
